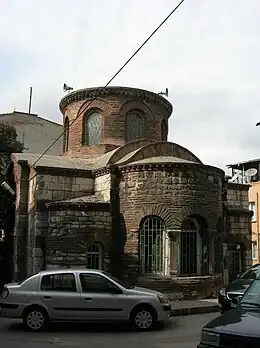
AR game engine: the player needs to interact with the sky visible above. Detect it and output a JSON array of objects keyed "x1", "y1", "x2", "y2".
[{"x1": 0, "y1": 0, "x2": 260, "y2": 171}]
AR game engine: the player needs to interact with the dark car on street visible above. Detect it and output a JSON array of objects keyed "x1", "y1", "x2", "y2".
[
  {"x1": 218, "y1": 263, "x2": 260, "y2": 312},
  {"x1": 198, "y1": 276, "x2": 260, "y2": 347}
]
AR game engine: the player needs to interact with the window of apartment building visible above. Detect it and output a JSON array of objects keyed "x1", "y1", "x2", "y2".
[
  {"x1": 252, "y1": 241, "x2": 257, "y2": 260},
  {"x1": 249, "y1": 202, "x2": 256, "y2": 221}
]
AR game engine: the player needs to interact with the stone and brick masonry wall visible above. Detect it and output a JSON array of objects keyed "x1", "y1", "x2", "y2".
[
  {"x1": 14, "y1": 165, "x2": 96, "y2": 280},
  {"x1": 46, "y1": 208, "x2": 111, "y2": 270},
  {"x1": 94, "y1": 174, "x2": 111, "y2": 202},
  {"x1": 61, "y1": 90, "x2": 171, "y2": 158},
  {"x1": 225, "y1": 183, "x2": 253, "y2": 272},
  {"x1": 118, "y1": 164, "x2": 224, "y2": 297},
  {"x1": 13, "y1": 165, "x2": 30, "y2": 280},
  {"x1": 119, "y1": 165, "x2": 224, "y2": 258}
]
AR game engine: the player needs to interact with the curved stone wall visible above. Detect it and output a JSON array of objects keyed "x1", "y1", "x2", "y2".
[{"x1": 118, "y1": 163, "x2": 224, "y2": 277}]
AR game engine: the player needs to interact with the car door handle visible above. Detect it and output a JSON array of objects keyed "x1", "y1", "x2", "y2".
[
  {"x1": 44, "y1": 296, "x2": 52, "y2": 300},
  {"x1": 84, "y1": 297, "x2": 92, "y2": 302}
]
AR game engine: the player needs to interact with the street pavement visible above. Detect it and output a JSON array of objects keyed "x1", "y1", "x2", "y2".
[{"x1": 0, "y1": 312, "x2": 219, "y2": 348}]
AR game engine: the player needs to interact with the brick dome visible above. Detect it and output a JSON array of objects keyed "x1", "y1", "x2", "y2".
[{"x1": 59, "y1": 86, "x2": 173, "y2": 158}]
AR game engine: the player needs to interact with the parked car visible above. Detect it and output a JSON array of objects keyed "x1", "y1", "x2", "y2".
[
  {"x1": 0, "y1": 269, "x2": 171, "y2": 332},
  {"x1": 198, "y1": 276, "x2": 260, "y2": 348},
  {"x1": 218, "y1": 263, "x2": 260, "y2": 312}
]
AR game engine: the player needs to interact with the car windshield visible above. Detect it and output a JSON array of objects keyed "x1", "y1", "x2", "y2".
[
  {"x1": 18, "y1": 273, "x2": 37, "y2": 285},
  {"x1": 241, "y1": 265, "x2": 260, "y2": 280},
  {"x1": 102, "y1": 271, "x2": 134, "y2": 289},
  {"x1": 240, "y1": 279, "x2": 260, "y2": 307}
]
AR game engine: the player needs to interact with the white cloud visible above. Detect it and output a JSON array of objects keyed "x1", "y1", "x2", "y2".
[{"x1": 0, "y1": 0, "x2": 260, "y2": 171}]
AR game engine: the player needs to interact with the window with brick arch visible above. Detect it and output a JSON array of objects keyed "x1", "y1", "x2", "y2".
[
  {"x1": 125, "y1": 111, "x2": 145, "y2": 142},
  {"x1": 161, "y1": 119, "x2": 168, "y2": 141},
  {"x1": 63, "y1": 117, "x2": 69, "y2": 153},
  {"x1": 83, "y1": 111, "x2": 102, "y2": 145}
]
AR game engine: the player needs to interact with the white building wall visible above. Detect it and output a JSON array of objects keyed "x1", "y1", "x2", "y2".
[{"x1": 0, "y1": 111, "x2": 63, "y2": 156}]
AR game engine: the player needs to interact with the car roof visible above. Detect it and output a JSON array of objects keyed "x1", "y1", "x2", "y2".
[{"x1": 38, "y1": 268, "x2": 105, "y2": 276}]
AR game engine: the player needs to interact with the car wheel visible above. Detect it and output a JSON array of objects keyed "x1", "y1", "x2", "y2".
[
  {"x1": 131, "y1": 306, "x2": 157, "y2": 331},
  {"x1": 23, "y1": 306, "x2": 49, "y2": 332}
]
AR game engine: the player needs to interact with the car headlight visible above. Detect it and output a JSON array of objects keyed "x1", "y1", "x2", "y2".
[
  {"x1": 200, "y1": 330, "x2": 220, "y2": 346},
  {"x1": 219, "y1": 288, "x2": 227, "y2": 297},
  {"x1": 157, "y1": 295, "x2": 169, "y2": 304}
]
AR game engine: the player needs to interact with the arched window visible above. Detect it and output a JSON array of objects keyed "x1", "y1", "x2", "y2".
[
  {"x1": 86, "y1": 243, "x2": 103, "y2": 269},
  {"x1": 125, "y1": 111, "x2": 144, "y2": 142},
  {"x1": 139, "y1": 216, "x2": 166, "y2": 275},
  {"x1": 180, "y1": 215, "x2": 208, "y2": 276},
  {"x1": 83, "y1": 111, "x2": 102, "y2": 145},
  {"x1": 161, "y1": 119, "x2": 168, "y2": 141},
  {"x1": 63, "y1": 117, "x2": 69, "y2": 153}
]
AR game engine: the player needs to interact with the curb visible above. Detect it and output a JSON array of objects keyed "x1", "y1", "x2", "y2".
[{"x1": 170, "y1": 305, "x2": 220, "y2": 317}]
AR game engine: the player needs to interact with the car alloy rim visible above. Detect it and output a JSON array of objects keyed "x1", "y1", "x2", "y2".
[
  {"x1": 27, "y1": 311, "x2": 44, "y2": 330},
  {"x1": 134, "y1": 310, "x2": 153, "y2": 329}
]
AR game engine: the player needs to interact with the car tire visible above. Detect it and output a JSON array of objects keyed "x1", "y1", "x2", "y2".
[
  {"x1": 130, "y1": 305, "x2": 157, "y2": 331},
  {"x1": 23, "y1": 306, "x2": 49, "y2": 332}
]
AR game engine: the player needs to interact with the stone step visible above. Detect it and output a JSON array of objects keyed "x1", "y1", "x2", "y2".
[{"x1": 136, "y1": 275, "x2": 222, "y2": 300}]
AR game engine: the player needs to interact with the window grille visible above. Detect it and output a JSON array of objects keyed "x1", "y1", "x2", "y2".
[
  {"x1": 86, "y1": 244, "x2": 103, "y2": 269},
  {"x1": 125, "y1": 111, "x2": 144, "y2": 142},
  {"x1": 139, "y1": 216, "x2": 166, "y2": 275},
  {"x1": 83, "y1": 112, "x2": 102, "y2": 145}
]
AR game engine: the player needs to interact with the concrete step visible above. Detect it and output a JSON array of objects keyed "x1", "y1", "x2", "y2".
[{"x1": 170, "y1": 299, "x2": 220, "y2": 317}]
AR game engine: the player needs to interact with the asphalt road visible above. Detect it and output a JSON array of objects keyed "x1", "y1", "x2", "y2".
[{"x1": 0, "y1": 313, "x2": 219, "y2": 348}]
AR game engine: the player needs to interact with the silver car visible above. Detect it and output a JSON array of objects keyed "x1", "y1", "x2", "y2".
[{"x1": 0, "y1": 269, "x2": 171, "y2": 332}]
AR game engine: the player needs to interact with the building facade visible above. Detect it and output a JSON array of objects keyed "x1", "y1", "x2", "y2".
[
  {"x1": 228, "y1": 158, "x2": 260, "y2": 265},
  {"x1": 223, "y1": 182, "x2": 253, "y2": 281},
  {"x1": 3, "y1": 86, "x2": 252, "y2": 299},
  {"x1": 248, "y1": 182, "x2": 260, "y2": 264},
  {"x1": 0, "y1": 111, "x2": 63, "y2": 156}
]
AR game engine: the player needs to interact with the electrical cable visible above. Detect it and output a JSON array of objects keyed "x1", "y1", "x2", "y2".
[{"x1": 30, "y1": 0, "x2": 185, "y2": 168}]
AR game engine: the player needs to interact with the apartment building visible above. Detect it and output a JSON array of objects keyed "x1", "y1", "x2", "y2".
[{"x1": 0, "y1": 111, "x2": 63, "y2": 156}]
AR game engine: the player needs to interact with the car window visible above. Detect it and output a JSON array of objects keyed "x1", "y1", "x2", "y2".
[
  {"x1": 241, "y1": 279, "x2": 260, "y2": 304},
  {"x1": 102, "y1": 271, "x2": 133, "y2": 289},
  {"x1": 242, "y1": 269, "x2": 258, "y2": 280},
  {"x1": 41, "y1": 273, "x2": 77, "y2": 292},
  {"x1": 80, "y1": 273, "x2": 115, "y2": 293}
]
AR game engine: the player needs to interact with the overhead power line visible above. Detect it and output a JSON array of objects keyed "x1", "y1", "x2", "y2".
[{"x1": 30, "y1": 0, "x2": 185, "y2": 168}]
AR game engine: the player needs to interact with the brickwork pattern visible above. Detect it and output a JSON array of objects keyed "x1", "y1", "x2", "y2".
[
  {"x1": 225, "y1": 183, "x2": 252, "y2": 273},
  {"x1": 94, "y1": 174, "x2": 111, "y2": 202},
  {"x1": 227, "y1": 187, "x2": 249, "y2": 209},
  {"x1": 35, "y1": 174, "x2": 94, "y2": 201},
  {"x1": 13, "y1": 166, "x2": 100, "y2": 280},
  {"x1": 13, "y1": 164, "x2": 30, "y2": 281},
  {"x1": 118, "y1": 164, "x2": 224, "y2": 276},
  {"x1": 62, "y1": 90, "x2": 171, "y2": 158},
  {"x1": 46, "y1": 210, "x2": 111, "y2": 270}
]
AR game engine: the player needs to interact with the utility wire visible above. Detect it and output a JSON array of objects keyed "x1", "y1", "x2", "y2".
[{"x1": 31, "y1": 0, "x2": 185, "y2": 168}]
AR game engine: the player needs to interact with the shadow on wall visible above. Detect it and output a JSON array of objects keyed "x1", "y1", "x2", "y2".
[
  {"x1": 0, "y1": 164, "x2": 16, "y2": 284},
  {"x1": 109, "y1": 165, "x2": 139, "y2": 281},
  {"x1": 110, "y1": 166, "x2": 126, "y2": 278}
]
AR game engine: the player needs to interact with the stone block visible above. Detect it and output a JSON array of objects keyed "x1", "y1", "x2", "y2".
[
  {"x1": 72, "y1": 184, "x2": 80, "y2": 191},
  {"x1": 75, "y1": 177, "x2": 93, "y2": 186},
  {"x1": 35, "y1": 189, "x2": 53, "y2": 200},
  {"x1": 33, "y1": 248, "x2": 43, "y2": 257}
]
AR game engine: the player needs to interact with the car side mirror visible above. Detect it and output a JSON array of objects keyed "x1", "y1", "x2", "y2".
[
  {"x1": 236, "y1": 273, "x2": 241, "y2": 279},
  {"x1": 108, "y1": 285, "x2": 122, "y2": 294}
]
